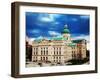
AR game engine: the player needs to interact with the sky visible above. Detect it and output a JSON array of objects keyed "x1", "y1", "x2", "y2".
[{"x1": 26, "y1": 12, "x2": 90, "y2": 41}]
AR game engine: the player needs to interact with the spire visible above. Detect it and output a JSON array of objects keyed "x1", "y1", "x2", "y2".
[{"x1": 61, "y1": 24, "x2": 70, "y2": 34}]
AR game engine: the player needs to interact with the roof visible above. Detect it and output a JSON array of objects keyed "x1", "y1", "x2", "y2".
[
  {"x1": 34, "y1": 39, "x2": 42, "y2": 43},
  {"x1": 51, "y1": 37, "x2": 68, "y2": 41},
  {"x1": 61, "y1": 24, "x2": 70, "y2": 34},
  {"x1": 72, "y1": 39, "x2": 85, "y2": 43},
  {"x1": 67, "y1": 43, "x2": 76, "y2": 47}
]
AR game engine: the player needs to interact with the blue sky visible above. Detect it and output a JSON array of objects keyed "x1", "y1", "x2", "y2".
[{"x1": 26, "y1": 12, "x2": 90, "y2": 41}]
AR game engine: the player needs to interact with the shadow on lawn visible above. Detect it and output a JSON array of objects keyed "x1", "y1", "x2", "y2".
[{"x1": 67, "y1": 58, "x2": 89, "y2": 65}]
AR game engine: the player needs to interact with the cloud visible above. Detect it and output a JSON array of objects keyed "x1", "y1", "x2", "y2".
[
  {"x1": 30, "y1": 38, "x2": 35, "y2": 41},
  {"x1": 26, "y1": 36, "x2": 35, "y2": 45},
  {"x1": 80, "y1": 15, "x2": 89, "y2": 19},
  {"x1": 71, "y1": 18, "x2": 78, "y2": 21},
  {"x1": 48, "y1": 31, "x2": 61, "y2": 36},
  {"x1": 37, "y1": 14, "x2": 62, "y2": 23},
  {"x1": 53, "y1": 22, "x2": 60, "y2": 25},
  {"x1": 37, "y1": 36, "x2": 43, "y2": 39},
  {"x1": 72, "y1": 34, "x2": 89, "y2": 42},
  {"x1": 37, "y1": 14, "x2": 54, "y2": 22},
  {"x1": 40, "y1": 17, "x2": 53, "y2": 22},
  {"x1": 27, "y1": 36, "x2": 43, "y2": 41},
  {"x1": 28, "y1": 29, "x2": 40, "y2": 34}
]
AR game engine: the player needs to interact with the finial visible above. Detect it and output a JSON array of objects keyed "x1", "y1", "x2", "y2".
[{"x1": 64, "y1": 24, "x2": 68, "y2": 28}]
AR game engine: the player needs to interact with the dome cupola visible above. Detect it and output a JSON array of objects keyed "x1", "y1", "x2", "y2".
[{"x1": 61, "y1": 24, "x2": 70, "y2": 34}]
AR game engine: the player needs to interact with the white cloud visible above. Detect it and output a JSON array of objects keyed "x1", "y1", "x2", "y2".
[
  {"x1": 72, "y1": 34, "x2": 89, "y2": 42},
  {"x1": 38, "y1": 14, "x2": 54, "y2": 22},
  {"x1": 28, "y1": 29, "x2": 40, "y2": 34},
  {"x1": 32, "y1": 29, "x2": 40, "y2": 33},
  {"x1": 54, "y1": 22, "x2": 60, "y2": 25},
  {"x1": 37, "y1": 36, "x2": 43, "y2": 39},
  {"x1": 26, "y1": 36, "x2": 29, "y2": 41},
  {"x1": 30, "y1": 38, "x2": 35, "y2": 41},
  {"x1": 71, "y1": 18, "x2": 78, "y2": 21},
  {"x1": 40, "y1": 17, "x2": 53, "y2": 22},
  {"x1": 48, "y1": 31, "x2": 61, "y2": 36},
  {"x1": 80, "y1": 15, "x2": 89, "y2": 19},
  {"x1": 37, "y1": 14, "x2": 62, "y2": 23},
  {"x1": 26, "y1": 36, "x2": 35, "y2": 45}
]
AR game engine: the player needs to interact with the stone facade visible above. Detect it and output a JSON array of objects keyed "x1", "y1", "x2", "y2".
[{"x1": 32, "y1": 25, "x2": 87, "y2": 64}]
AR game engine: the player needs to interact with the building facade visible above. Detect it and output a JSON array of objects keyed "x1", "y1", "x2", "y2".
[
  {"x1": 26, "y1": 41, "x2": 32, "y2": 61},
  {"x1": 32, "y1": 25, "x2": 87, "y2": 64}
]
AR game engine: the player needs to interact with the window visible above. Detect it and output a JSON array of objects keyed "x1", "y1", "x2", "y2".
[
  {"x1": 36, "y1": 51, "x2": 38, "y2": 55},
  {"x1": 46, "y1": 47, "x2": 48, "y2": 50},
  {"x1": 41, "y1": 57, "x2": 42, "y2": 60},
  {"x1": 34, "y1": 51, "x2": 35, "y2": 55},
  {"x1": 59, "y1": 51, "x2": 61, "y2": 55},
  {"x1": 36, "y1": 47, "x2": 38, "y2": 51},
  {"x1": 54, "y1": 51, "x2": 55, "y2": 55},
  {"x1": 33, "y1": 57, "x2": 35, "y2": 60},
  {"x1": 44, "y1": 51, "x2": 45, "y2": 55},
  {"x1": 36, "y1": 57, "x2": 37, "y2": 60},
  {"x1": 41, "y1": 51, "x2": 42, "y2": 55},
  {"x1": 41, "y1": 48, "x2": 42, "y2": 50},
  {"x1": 46, "y1": 51, "x2": 48, "y2": 55},
  {"x1": 57, "y1": 51, "x2": 58, "y2": 55},
  {"x1": 46, "y1": 57, "x2": 48, "y2": 61},
  {"x1": 43, "y1": 57, "x2": 45, "y2": 60}
]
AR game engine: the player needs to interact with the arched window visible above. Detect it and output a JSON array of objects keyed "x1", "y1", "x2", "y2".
[{"x1": 43, "y1": 57, "x2": 45, "y2": 61}]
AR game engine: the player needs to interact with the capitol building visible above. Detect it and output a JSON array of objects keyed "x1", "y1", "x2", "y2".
[{"x1": 31, "y1": 25, "x2": 87, "y2": 64}]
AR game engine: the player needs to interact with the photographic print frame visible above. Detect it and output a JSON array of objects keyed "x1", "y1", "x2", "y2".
[{"x1": 11, "y1": 2, "x2": 98, "y2": 78}]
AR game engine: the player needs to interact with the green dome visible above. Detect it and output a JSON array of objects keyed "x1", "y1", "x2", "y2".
[{"x1": 62, "y1": 25, "x2": 70, "y2": 34}]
